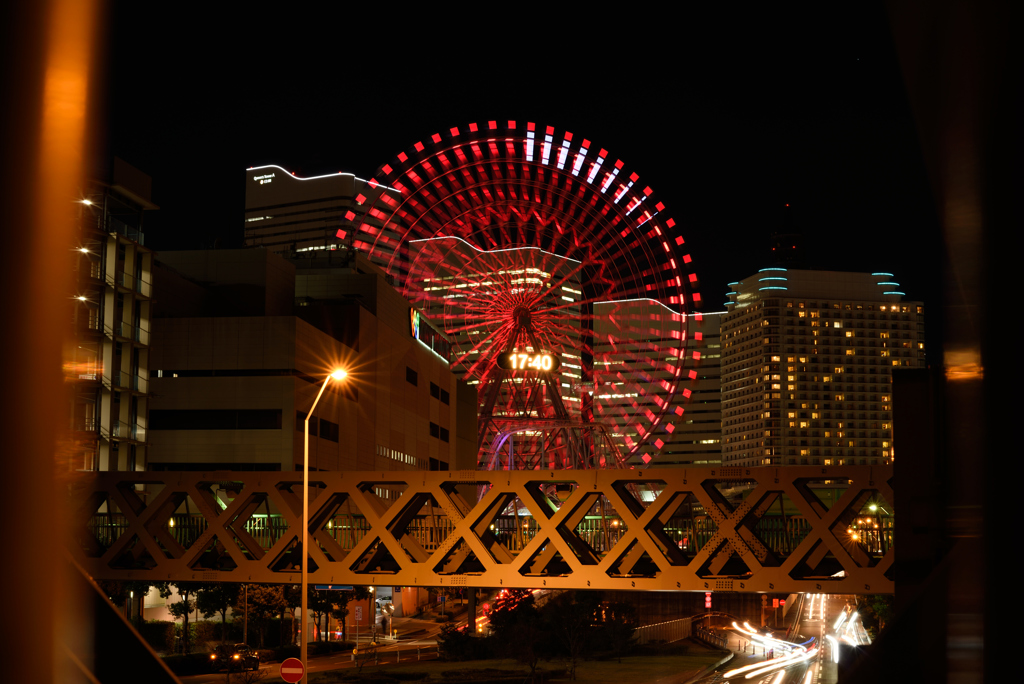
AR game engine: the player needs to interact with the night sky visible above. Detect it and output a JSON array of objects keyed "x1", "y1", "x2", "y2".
[{"x1": 103, "y1": 5, "x2": 942, "y2": 351}]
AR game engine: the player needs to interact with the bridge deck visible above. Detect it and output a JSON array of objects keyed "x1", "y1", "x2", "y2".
[{"x1": 71, "y1": 466, "x2": 894, "y2": 594}]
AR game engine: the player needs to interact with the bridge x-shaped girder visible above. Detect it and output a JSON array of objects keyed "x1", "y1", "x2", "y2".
[{"x1": 71, "y1": 467, "x2": 894, "y2": 594}]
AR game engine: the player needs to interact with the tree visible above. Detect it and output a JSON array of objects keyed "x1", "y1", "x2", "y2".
[
  {"x1": 282, "y1": 585, "x2": 302, "y2": 646},
  {"x1": 352, "y1": 640, "x2": 380, "y2": 674},
  {"x1": 331, "y1": 586, "x2": 369, "y2": 643},
  {"x1": 543, "y1": 592, "x2": 603, "y2": 680},
  {"x1": 489, "y1": 591, "x2": 545, "y2": 682},
  {"x1": 306, "y1": 586, "x2": 337, "y2": 641},
  {"x1": 593, "y1": 600, "x2": 637, "y2": 661},
  {"x1": 862, "y1": 595, "x2": 894, "y2": 636},
  {"x1": 96, "y1": 579, "x2": 159, "y2": 627},
  {"x1": 233, "y1": 585, "x2": 286, "y2": 648},
  {"x1": 229, "y1": 665, "x2": 268, "y2": 684},
  {"x1": 160, "y1": 581, "x2": 203, "y2": 654},
  {"x1": 197, "y1": 583, "x2": 239, "y2": 644}
]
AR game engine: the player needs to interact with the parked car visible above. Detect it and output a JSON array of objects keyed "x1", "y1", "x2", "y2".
[{"x1": 209, "y1": 643, "x2": 259, "y2": 672}]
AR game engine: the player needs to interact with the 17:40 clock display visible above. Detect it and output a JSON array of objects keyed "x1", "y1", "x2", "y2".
[{"x1": 496, "y1": 352, "x2": 561, "y2": 372}]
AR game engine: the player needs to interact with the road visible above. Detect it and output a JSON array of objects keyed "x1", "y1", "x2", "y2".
[
  {"x1": 690, "y1": 593, "x2": 870, "y2": 684},
  {"x1": 179, "y1": 616, "x2": 446, "y2": 683}
]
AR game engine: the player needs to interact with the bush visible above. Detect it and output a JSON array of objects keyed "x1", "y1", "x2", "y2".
[
  {"x1": 192, "y1": 620, "x2": 219, "y2": 652},
  {"x1": 138, "y1": 620, "x2": 174, "y2": 653},
  {"x1": 438, "y1": 624, "x2": 494, "y2": 662},
  {"x1": 161, "y1": 652, "x2": 214, "y2": 676},
  {"x1": 271, "y1": 644, "x2": 300, "y2": 662}
]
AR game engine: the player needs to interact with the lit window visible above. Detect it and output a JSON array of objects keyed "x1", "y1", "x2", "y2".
[
  {"x1": 834, "y1": 322, "x2": 842, "y2": 328},
  {"x1": 846, "y1": 349, "x2": 855, "y2": 356}
]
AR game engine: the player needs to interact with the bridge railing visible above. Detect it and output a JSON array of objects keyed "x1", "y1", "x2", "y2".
[{"x1": 70, "y1": 466, "x2": 894, "y2": 594}]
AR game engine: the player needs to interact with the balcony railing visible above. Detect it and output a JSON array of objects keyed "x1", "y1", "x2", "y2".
[
  {"x1": 113, "y1": 322, "x2": 149, "y2": 345},
  {"x1": 109, "y1": 420, "x2": 144, "y2": 442},
  {"x1": 108, "y1": 217, "x2": 144, "y2": 245}
]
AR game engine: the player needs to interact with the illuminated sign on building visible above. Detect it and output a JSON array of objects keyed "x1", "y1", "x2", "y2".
[
  {"x1": 253, "y1": 173, "x2": 275, "y2": 185},
  {"x1": 410, "y1": 308, "x2": 451, "y2": 363}
]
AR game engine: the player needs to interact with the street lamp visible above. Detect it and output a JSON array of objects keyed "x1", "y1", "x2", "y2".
[{"x1": 301, "y1": 368, "x2": 347, "y2": 683}]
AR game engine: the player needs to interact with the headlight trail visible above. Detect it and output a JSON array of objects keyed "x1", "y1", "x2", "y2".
[
  {"x1": 738, "y1": 648, "x2": 819, "y2": 679},
  {"x1": 825, "y1": 634, "x2": 840, "y2": 663}
]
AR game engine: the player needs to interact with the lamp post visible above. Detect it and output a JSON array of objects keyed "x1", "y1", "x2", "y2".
[{"x1": 301, "y1": 369, "x2": 347, "y2": 683}]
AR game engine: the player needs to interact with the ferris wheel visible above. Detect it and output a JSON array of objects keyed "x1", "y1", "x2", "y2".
[{"x1": 343, "y1": 121, "x2": 704, "y2": 469}]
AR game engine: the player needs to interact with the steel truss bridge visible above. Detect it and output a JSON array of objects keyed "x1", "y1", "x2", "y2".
[{"x1": 72, "y1": 466, "x2": 894, "y2": 594}]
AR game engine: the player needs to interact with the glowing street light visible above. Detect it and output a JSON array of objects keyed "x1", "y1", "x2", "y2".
[{"x1": 301, "y1": 368, "x2": 347, "y2": 683}]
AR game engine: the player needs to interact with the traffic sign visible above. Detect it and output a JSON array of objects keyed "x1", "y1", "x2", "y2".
[{"x1": 280, "y1": 657, "x2": 304, "y2": 683}]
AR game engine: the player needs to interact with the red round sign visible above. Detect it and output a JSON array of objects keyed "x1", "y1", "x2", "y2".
[{"x1": 280, "y1": 657, "x2": 304, "y2": 683}]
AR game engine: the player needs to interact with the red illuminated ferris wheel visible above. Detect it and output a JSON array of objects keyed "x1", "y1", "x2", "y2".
[{"x1": 342, "y1": 121, "x2": 703, "y2": 470}]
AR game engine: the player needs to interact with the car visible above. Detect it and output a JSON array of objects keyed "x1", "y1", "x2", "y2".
[{"x1": 209, "y1": 643, "x2": 260, "y2": 672}]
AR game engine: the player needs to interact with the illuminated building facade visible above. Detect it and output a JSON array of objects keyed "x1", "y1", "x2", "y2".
[
  {"x1": 654, "y1": 311, "x2": 723, "y2": 466},
  {"x1": 721, "y1": 269, "x2": 925, "y2": 467},
  {"x1": 243, "y1": 165, "x2": 399, "y2": 258},
  {"x1": 590, "y1": 306, "x2": 722, "y2": 467},
  {"x1": 68, "y1": 158, "x2": 155, "y2": 472},
  {"x1": 148, "y1": 248, "x2": 476, "y2": 474}
]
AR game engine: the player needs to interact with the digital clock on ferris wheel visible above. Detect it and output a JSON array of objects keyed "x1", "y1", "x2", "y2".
[{"x1": 496, "y1": 352, "x2": 561, "y2": 372}]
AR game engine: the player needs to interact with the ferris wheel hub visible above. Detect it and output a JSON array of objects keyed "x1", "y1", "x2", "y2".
[{"x1": 512, "y1": 306, "x2": 533, "y2": 331}]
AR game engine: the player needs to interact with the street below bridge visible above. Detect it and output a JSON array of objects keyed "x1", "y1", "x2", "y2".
[
  {"x1": 179, "y1": 614, "x2": 446, "y2": 684},
  {"x1": 692, "y1": 593, "x2": 867, "y2": 683}
]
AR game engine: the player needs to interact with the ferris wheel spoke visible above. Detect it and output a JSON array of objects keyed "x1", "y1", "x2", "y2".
[{"x1": 352, "y1": 121, "x2": 700, "y2": 468}]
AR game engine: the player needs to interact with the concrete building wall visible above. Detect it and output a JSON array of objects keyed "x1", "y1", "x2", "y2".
[{"x1": 148, "y1": 249, "x2": 464, "y2": 473}]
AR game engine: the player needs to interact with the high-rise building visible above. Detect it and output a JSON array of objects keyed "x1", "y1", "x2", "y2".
[
  {"x1": 68, "y1": 158, "x2": 156, "y2": 472},
  {"x1": 148, "y1": 248, "x2": 476, "y2": 474},
  {"x1": 243, "y1": 165, "x2": 399, "y2": 258},
  {"x1": 721, "y1": 269, "x2": 925, "y2": 467},
  {"x1": 655, "y1": 311, "x2": 723, "y2": 466}
]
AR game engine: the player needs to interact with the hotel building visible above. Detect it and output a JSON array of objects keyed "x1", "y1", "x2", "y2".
[{"x1": 721, "y1": 269, "x2": 925, "y2": 467}]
